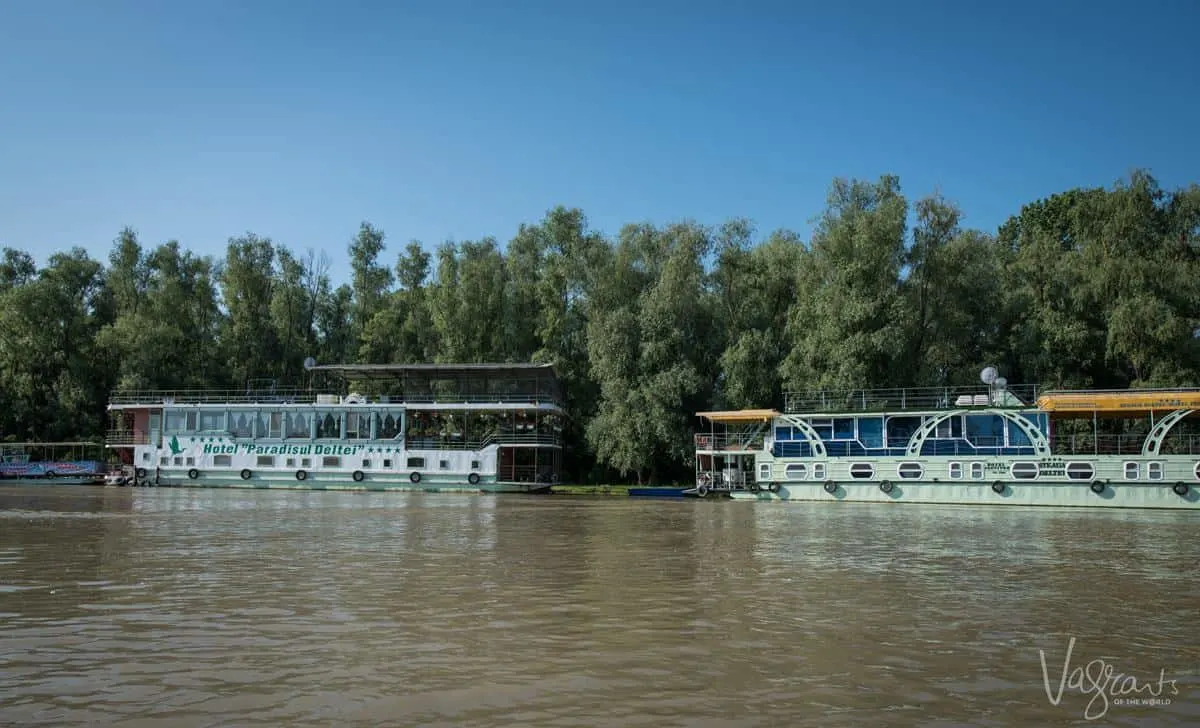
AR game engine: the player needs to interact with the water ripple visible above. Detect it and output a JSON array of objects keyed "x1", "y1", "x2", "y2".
[{"x1": 0, "y1": 487, "x2": 1195, "y2": 727}]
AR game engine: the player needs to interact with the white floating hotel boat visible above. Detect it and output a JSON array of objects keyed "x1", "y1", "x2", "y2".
[
  {"x1": 693, "y1": 368, "x2": 1200, "y2": 509},
  {"x1": 105, "y1": 362, "x2": 565, "y2": 493}
]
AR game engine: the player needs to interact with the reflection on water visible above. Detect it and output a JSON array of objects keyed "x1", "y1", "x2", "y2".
[{"x1": 0, "y1": 486, "x2": 1195, "y2": 727}]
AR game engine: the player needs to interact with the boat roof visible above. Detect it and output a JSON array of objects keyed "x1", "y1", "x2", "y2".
[
  {"x1": 1036, "y1": 388, "x2": 1200, "y2": 417},
  {"x1": 696, "y1": 409, "x2": 782, "y2": 424},
  {"x1": 307, "y1": 362, "x2": 558, "y2": 381}
]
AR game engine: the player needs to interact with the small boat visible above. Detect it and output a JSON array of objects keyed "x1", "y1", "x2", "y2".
[
  {"x1": 627, "y1": 487, "x2": 691, "y2": 498},
  {"x1": 0, "y1": 442, "x2": 108, "y2": 485}
]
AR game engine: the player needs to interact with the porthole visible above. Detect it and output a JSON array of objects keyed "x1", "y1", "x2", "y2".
[{"x1": 849, "y1": 463, "x2": 874, "y2": 479}]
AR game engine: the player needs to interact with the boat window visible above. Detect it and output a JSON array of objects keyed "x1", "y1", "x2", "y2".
[
  {"x1": 284, "y1": 412, "x2": 310, "y2": 439},
  {"x1": 322, "y1": 456, "x2": 341, "y2": 468},
  {"x1": 1147, "y1": 462, "x2": 1164, "y2": 481},
  {"x1": 362, "y1": 459, "x2": 371, "y2": 469},
  {"x1": 160, "y1": 456, "x2": 169, "y2": 466},
  {"x1": 785, "y1": 463, "x2": 808, "y2": 480},
  {"x1": 886, "y1": 417, "x2": 921, "y2": 447},
  {"x1": 256, "y1": 455, "x2": 275, "y2": 467},
  {"x1": 383, "y1": 459, "x2": 392, "y2": 468},
  {"x1": 1066, "y1": 462, "x2": 1095, "y2": 480},
  {"x1": 857, "y1": 418, "x2": 884, "y2": 448},
  {"x1": 1007, "y1": 420, "x2": 1032, "y2": 447},
  {"x1": 774, "y1": 426, "x2": 794, "y2": 441},
  {"x1": 185, "y1": 457, "x2": 195, "y2": 466},
  {"x1": 966, "y1": 415, "x2": 1004, "y2": 447},
  {"x1": 301, "y1": 458, "x2": 311, "y2": 468},
  {"x1": 379, "y1": 413, "x2": 401, "y2": 439},
  {"x1": 759, "y1": 463, "x2": 771, "y2": 481},
  {"x1": 440, "y1": 460, "x2": 450, "y2": 470},
  {"x1": 165, "y1": 410, "x2": 198, "y2": 433},
  {"x1": 407, "y1": 457, "x2": 425, "y2": 469},
  {"x1": 285, "y1": 458, "x2": 295, "y2": 468},
  {"x1": 213, "y1": 455, "x2": 232, "y2": 467},
  {"x1": 832, "y1": 418, "x2": 855, "y2": 440},
  {"x1": 1124, "y1": 462, "x2": 1139, "y2": 480},
  {"x1": 471, "y1": 460, "x2": 480, "y2": 470},
  {"x1": 1020, "y1": 412, "x2": 1049, "y2": 436},
  {"x1": 970, "y1": 462, "x2": 984, "y2": 479},
  {"x1": 229, "y1": 410, "x2": 254, "y2": 438},
  {"x1": 256, "y1": 411, "x2": 283, "y2": 439},
  {"x1": 948, "y1": 462, "x2": 963, "y2": 479},
  {"x1": 897, "y1": 462, "x2": 923, "y2": 479},
  {"x1": 812, "y1": 463, "x2": 826, "y2": 480},
  {"x1": 173, "y1": 457, "x2": 183, "y2": 466},
  {"x1": 1195, "y1": 462, "x2": 1200, "y2": 480},
  {"x1": 346, "y1": 413, "x2": 372, "y2": 440},
  {"x1": 198, "y1": 411, "x2": 226, "y2": 432},
  {"x1": 316, "y1": 412, "x2": 340, "y2": 439},
  {"x1": 1010, "y1": 462, "x2": 1039, "y2": 479},
  {"x1": 849, "y1": 463, "x2": 874, "y2": 479},
  {"x1": 935, "y1": 418, "x2": 954, "y2": 439}
]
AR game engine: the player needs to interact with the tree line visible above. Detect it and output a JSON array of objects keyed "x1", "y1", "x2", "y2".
[{"x1": 1, "y1": 171, "x2": 1197, "y2": 483}]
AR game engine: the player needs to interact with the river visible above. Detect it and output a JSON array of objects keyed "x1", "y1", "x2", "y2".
[{"x1": 0, "y1": 486, "x2": 1195, "y2": 726}]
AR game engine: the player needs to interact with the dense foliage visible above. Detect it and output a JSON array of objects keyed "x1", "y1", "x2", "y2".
[{"x1": 2, "y1": 171, "x2": 1198, "y2": 483}]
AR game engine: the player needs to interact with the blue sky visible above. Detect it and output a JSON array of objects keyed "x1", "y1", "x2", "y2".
[{"x1": 2, "y1": 0, "x2": 1197, "y2": 285}]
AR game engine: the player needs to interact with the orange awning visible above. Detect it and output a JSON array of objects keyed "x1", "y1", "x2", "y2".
[
  {"x1": 695, "y1": 409, "x2": 781, "y2": 424},
  {"x1": 1037, "y1": 389, "x2": 1200, "y2": 416}
]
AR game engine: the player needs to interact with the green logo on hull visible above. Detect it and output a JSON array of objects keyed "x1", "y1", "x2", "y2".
[{"x1": 168, "y1": 436, "x2": 183, "y2": 455}]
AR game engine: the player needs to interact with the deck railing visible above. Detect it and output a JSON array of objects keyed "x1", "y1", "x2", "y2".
[
  {"x1": 1052, "y1": 434, "x2": 1200, "y2": 456},
  {"x1": 690, "y1": 431, "x2": 1200, "y2": 457},
  {"x1": 694, "y1": 433, "x2": 765, "y2": 451},
  {"x1": 783, "y1": 385, "x2": 1041, "y2": 414},
  {"x1": 105, "y1": 430, "x2": 151, "y2": 446},
  {"x1": 104, "y1": 429, "x2": 561, "y2": 450},
  {"x1": 108, "y1": 388, "x2": 564, "y2": 407}
]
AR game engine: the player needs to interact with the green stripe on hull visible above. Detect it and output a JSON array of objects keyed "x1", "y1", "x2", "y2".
[
  {"x1": 140, "y1": 472, "x2": 543, "y2": 494},
  {"x1": 731, "y1": 482, "x2": 1199, "y2": 509}
]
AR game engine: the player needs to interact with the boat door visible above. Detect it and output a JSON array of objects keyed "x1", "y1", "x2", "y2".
[
  {"x1": 498, "y1": 447, "x2": 515, "y2": 482},
  {"x1": 149, "y1": 413, "x2": 162, "y2": 447}
]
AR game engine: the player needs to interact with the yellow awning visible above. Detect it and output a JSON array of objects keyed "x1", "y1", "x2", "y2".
[
  {"x1": 695, "y1": 409, "x2": 781, "y2": 423},
  {"x1": 1037, "y1": 389, "x2": 1200, "y2": 416}
]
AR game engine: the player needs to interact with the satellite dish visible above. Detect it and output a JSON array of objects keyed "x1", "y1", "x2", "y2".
[
  {"x1": 994, "y1": 376, "x2": 1007, "y2": 389},
  {"x1": 303, "y1": 357, "x2": 317, "y2": 371},
  {"x1": 980, "y1": 366, "x2": 998, "y2": 385}
]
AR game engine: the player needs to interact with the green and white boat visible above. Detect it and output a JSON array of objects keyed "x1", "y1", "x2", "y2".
[
  {"x1": 105, "y1": 362, "x2": 565, "y2": 493},
  {"x1": 694, "y1": 368, "x2": 1200, "y2": 509}
]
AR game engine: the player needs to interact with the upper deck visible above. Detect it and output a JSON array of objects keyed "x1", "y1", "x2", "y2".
[
  {"x1": 108, "y1": 362, "x2": 566, "y2": 409},
  {"x1": 783, "y1": 384, "x2": 1040, "y2": 415},
  {"x1": 783, "y1": 383, "x2": 1200, "y2": 417}
]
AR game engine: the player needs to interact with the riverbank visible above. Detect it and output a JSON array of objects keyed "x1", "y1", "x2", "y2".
[{"x1": 549, "y1": 484, "x2": 697, "y2": 497}]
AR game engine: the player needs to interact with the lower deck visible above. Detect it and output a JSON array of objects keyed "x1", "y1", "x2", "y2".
[{"x1": 731, "y1": 479, "x2": 1197, "y2": 509}]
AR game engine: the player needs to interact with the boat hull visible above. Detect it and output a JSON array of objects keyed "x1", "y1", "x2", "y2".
[
  {"x1": 134, "y1": 469, "x2": 550, "y2": 494},
  {"x1": 0, "y1": 477, "x2": 104, "y2": 487},
  {"x1": 730, "y1": 481, "x2": 1199, "y2": 509}
]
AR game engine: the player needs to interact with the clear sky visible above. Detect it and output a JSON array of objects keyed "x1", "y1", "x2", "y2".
[{"x1": 2, "y1": 0, "x2": 1197, "y2": 285}]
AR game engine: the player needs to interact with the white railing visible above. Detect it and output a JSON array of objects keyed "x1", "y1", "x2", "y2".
[{"x1": 784, "y1": 384, "x2": 1041, "y2": 414}]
